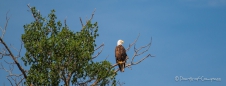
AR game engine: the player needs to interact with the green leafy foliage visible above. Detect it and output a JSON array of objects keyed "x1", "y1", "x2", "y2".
[{"x1": 21, "y1": 6, "x2": 116, "y2": 86}]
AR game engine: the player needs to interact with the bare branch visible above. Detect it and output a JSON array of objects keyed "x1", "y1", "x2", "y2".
[
  {"x1": 105, "y1": 55, "x2": 109, "y2": 61},
  {"x1": 91, "y1": 78, "x2": 100, "y2": 86},
  {"x1": 117, "y1": 80, "x2": 125, "y2": 86},
  {"x1": 0, "y1": 37, "x2": 27, "y2": 79},
  {"x1": 0, "y1": 51, "x2": 11, "y2": 56},
  {"x1": 136, "y1": 45, "x2": 150, "y2": 56},
  {"x1": 18, "y1": 41, "x2": 23, "y2": 58},
  {"x1": 1, "y1": 10, "x2": 10, "y2": 39},
  {"x1": 94, "y1": 43, "x2": 104, "y2": 51},
  {"x1": 136, "y1": 37, "x2": 152, "y2": 56},
  {"x1": 0, "y1": 63, "x2": 22, "y2": 78},
  {"x1": 79, "y1": 17, "x2": 84, "y2": 27},
  {"x1": 10, "y1": 44, "x2": 19, "y2": 55},
  {"x1": 81, "y1": 8, "x2": 96, "y2": 28},
  {"x1": 0, "y1": 12, "x2": 25, "y2": 85},
  {"x1": 112, "y1": 63, "x2": 118, "y2": 69},
  {"x1": 7, "y1": 78, "x2": 13, "y2": 86},
  {"x1": 9, "y1": 41, "x2": 23, "y2": 59},
  {"x1": 64, "y1": 16, "x2": 67, "y2": 26},
  {"x1": 79, "y1": 78, "x2": 95, "y2": 86},
  {"x1": 89, "y1": 8, "x2": 96, "y2": 21},
  {"x1": 114, "y1": 68, "x2": 120, "y2": 73},
  {"x1": 133, "y1": 54, "x2": 154, "y2": 65},
  {"x1": 131, "y1": 38, "x2": 152, "y2": 63},
  {"x1": 126, "y1": 33, "x2": 140, "y2": 51},
  {"x1": 27, "y1": 4, "x2": 38, "y2": 22},
  {"x1": 92, "y1": 43, "x2": 104, "y2": 59},
  {"x1": 9, "y1": 77, "x2": 16, "y2": 86},
  {"x1": 4, "y1": 60, "x2": 15, "y2": 65},
  {"x1": 17, "y1": 77, "x2": 25, "y2": 86}
]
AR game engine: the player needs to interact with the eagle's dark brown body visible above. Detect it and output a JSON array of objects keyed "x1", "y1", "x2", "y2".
[{"x1": 115, "y1": 45, "x2": 127, "y2": 72}]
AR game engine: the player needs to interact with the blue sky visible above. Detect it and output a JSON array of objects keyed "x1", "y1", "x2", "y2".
[{"x1": 0, "y1": 0, "x2": 226, "y2": 86}]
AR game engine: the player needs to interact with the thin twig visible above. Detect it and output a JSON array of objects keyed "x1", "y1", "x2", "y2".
[
  {"x1": 4, "y1": 60, "x2": 15, "y2": 65},
  {"x1": 0, "y1": 63, "x2": 23, "y2": 78},
  {"x1": 1, "y1": 10, "x2": 10, "y2": 38},
  {"x1": 91, "y1": 77, "x2": 100, "y2": 86},
  {"x1": 94, "y1": 43, "x2": 104, "y2": 51},
  {"x1": 27, "y1": 4, "x2": 38, "y2": 22},
  {"x1": 132, "y1": 44, "x2": 137, "y2": 62},
  {"x1": 0, "y1": 52, "x2": 11, "y2": 56},
  {"x1": 18, "y1": 41, "x2": 23, "y2": 58},
  {"x1": 117, "y1": 80, "x2": 125, "y2": 86},
  {"x1": 64, "y1": 16, "x2": 67, "y2": 26},
  {"x1": 92, "y1": 43, "x2": 104, "y2": 59},
  {"x1": 10, "y1": 44, "x2": 19, "y2": 53},
  {"x1": 112, "y1": 63, "x2": 119, "y2": 68},
  {"x1": 136, "y1": 44, "x2": 151, "y2": 56},
  {"x1": 7, "y1": 78, "x2": 13, "y2": 86},
  {"x1": 105, "y1": 55, "x2": 109, "y2": 60},
  {"x1": 126, "y1": 33, "x2": 140, "y2": 51},
  {"x1": 136, "y1": 37, "x2": 152, "y2": 54},
  {"x1": 131, "y1": 38, "x2": 152, "y2": 63},
  {"x1": 84, "y1": 8, "x2": 96, "y2": 25},
  {"x1": 79, "y1": 17, "x2": 84, "y2": 27},
  {"x1": 132, "y1": 54, "x2": 153, "y2": 65},
  {"x1": 80, "y1": 78, "x2": 95, "y2": 85},
  {"x1": 17, "y1": 77, "x2": 24, "y2": 86},
  {"x1": 90, "y1": 8, "x2": 96, "y2": 21}
]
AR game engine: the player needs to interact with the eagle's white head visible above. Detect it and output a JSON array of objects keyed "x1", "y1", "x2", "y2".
[{"x1": 117, "y1": 39, "x2": 124, "y2": 46}]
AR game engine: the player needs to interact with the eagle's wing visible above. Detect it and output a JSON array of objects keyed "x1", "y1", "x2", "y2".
[
  {"x1": 120, "y1": 45, "x2": 127, "y2": 62},
  {"x1": 115, "y1": 46, "x2": 122, "y2": 71},
  {"x1": 120, "y1": 45, "x2": 127, "y2": 70},
  {"x1": 115, "y1": 45, "x2": 127, "y2": 72}
]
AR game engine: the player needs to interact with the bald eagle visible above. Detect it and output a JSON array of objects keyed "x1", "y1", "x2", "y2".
[{"x1": 115, "y1": 40, "x2": 127, "y2": 72}]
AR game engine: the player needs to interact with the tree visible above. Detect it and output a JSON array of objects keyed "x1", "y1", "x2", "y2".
[{"x1": 0, "y1": 5, "x2": 154, "y2": 86}]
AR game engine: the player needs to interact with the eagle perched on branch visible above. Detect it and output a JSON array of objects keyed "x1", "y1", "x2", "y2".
[{"x1": 115, "y1": 39, "x2": 127, "y2": 72}]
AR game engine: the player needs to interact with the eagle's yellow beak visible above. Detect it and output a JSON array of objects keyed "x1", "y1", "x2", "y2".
[{"x1": 121, "y1": 40, "x2": 124, "y2": 44}]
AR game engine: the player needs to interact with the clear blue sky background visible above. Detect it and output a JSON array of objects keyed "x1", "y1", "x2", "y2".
[{"x1": 0, "y1": 0, "x2": 226, "y2": 86}]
